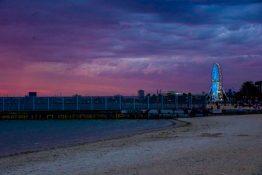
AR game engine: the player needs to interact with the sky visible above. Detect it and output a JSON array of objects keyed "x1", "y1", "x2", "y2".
[{"x1": 0, "y1": 0, "x2": 261, "y2": 96}]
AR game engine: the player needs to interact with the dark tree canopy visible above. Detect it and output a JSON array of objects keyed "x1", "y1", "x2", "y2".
[
  {"x1": 236, "y1": 81, "x2": 261, "y2": 102},
  {"x1": 224, "y1": 81, "x2": 262, "y2": 103}
]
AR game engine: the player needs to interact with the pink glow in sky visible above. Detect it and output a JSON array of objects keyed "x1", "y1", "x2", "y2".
[{"x1": 0, "y1": 0, "x2": 262, "y2": 96}]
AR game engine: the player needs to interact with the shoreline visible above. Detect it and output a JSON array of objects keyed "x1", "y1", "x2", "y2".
[
  {"x1": 1, "y1": 114, "x2": 261, "y2": 175},
  {"x1": 0, "y1": 119, "x2": 188, "y2": 159}
]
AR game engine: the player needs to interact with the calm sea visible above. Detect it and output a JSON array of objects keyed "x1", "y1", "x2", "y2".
[{"x1": 0, "y1": 120, "x2": 172, "y2": 157}]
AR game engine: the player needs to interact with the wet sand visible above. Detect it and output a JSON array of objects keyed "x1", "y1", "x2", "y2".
[{"x1": 0, "y1": 114, "x2": 262, "y2": 175}]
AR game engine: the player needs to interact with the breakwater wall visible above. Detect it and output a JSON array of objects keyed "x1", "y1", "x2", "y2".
[
  {"x1": 0, "y1": 111, "x2": 158, "y2": 120},
  {"x1": 0, "y1": 94, "x2": 207, "y2": 112}
]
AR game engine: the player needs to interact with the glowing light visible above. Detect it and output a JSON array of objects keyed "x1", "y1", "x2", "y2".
[{"x1": 210, "y1": 63, "x2": 224, "y2": 102}]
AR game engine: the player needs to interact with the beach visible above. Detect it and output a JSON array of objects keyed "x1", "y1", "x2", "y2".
[{"x1": 0, "y1": 114, "x2": 262, "y2": 175}]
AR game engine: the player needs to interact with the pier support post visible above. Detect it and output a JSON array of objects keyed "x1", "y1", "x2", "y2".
[
  {"x1": 62, "y1": 97, "x2": 65, "y2": 111},
  {"x1": 2, "y1": 97, "x2": 5, "y2": 112},
  {"x1": 161, "y1": 95, "x2": 163, "y2": 110},
  {"x1": 133, "y1": 96, "x2": 136, "y2": 111},
  {"x1": 175, "y1": 94, "x2": 178, "y2": 110},
  {"x1": 105, "y1": 97, "x2": 107, "y2": 110},
  {"x1": 147, "y1": 96, "x2": 150, "y2": 110},
  {"x1": 47, "y1": 97, "x2": 50, "y2": 111},
  {"x1": 91, "y1": 97, "x2": 93, "y2": 110},
  {"x1": 76, "y1": 96, "x2": 79, "y2": 111},
  {"x1": 18, "y1": 97, "x2": 20, "y2": 112},
  {"x1": 33, "y1": 97, "x2": 35, "y2": 111},
  {"x1": 188, "y1": 94, "x2": 192, "y2": 109},
  {"x1": 119, "y1": 96, "x2": 122, "y2": 110}
]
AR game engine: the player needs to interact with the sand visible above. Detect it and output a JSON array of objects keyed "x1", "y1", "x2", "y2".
[{"x1": 0, "y1": 114, "x2": 262, "y2": 175}]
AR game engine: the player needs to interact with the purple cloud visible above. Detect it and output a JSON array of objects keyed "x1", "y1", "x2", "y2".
[{"x1": 0, "y1": 0, "x2": 261, "y2": 95}]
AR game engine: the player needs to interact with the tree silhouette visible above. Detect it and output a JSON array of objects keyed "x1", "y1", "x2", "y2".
[{"x1": 239, "y1": 81, "x2": 260, "y2": 102}]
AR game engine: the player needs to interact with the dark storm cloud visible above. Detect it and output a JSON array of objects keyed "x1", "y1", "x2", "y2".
[
  {"x1": 0, "y1": 0, "x2": 261, "y2": 95},
  {"x1": 100, "y1": 0, "x2": 262, "y2": 24}
]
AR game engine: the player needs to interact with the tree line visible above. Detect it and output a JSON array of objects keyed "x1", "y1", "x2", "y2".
[{"x1": 226, "y1": 81, "x2": 262, "y2": 103}]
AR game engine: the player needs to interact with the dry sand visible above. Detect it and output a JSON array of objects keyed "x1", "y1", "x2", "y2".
[{"x1": 0, "y1": 114, "x2": 262, "y2": 175}]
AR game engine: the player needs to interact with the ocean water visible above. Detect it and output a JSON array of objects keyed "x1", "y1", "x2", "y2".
[{"x1": 0, "y1": 120, "x2": 172, "y2": 157}]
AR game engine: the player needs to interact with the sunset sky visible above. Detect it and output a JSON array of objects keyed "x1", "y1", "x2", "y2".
[{"x1": 0, "y1": 0, "x2": 261, "y2": 96}]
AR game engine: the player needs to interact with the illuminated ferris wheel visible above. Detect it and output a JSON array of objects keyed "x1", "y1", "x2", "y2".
[{"x1": 210, "y1": 63, "x2": 225, "y2": 102}]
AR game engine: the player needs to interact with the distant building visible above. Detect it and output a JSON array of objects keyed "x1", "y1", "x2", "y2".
[
  {"x1": 255, "y1": 81, "x2": 262, "y2": 93},
  {"x1": 28, "y1": 92, "x2": 37, "y2": 97},
  {"x1": 166, "y1": 91, "x2": 177, "y2": 96},
  {"x1": 138, "y1": 90, "x2": 145, "y2": 99}
]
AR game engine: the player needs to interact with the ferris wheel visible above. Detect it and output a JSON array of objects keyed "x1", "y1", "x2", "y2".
[{"x1": 210, "y1": 63, "x2": 225, "y2": 102}]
